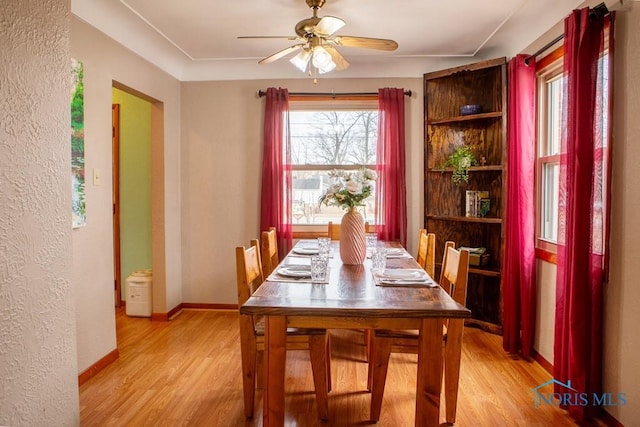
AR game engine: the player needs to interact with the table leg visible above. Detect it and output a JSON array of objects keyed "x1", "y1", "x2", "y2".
[
  {"x1": 263, "y1": 315, "x2": 287, "y2": 427},
  {"x1": 415, "y1": 318, "x2": 442, "y2": 427}
]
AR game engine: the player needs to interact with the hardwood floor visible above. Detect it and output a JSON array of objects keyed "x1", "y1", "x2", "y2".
[{"x1": 79, "y1": 309, "x2": 601, "y2": 426}]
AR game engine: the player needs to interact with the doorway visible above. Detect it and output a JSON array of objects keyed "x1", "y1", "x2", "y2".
[{"x1": 112, "y1": 84, "x2": 160, "y2": 318}]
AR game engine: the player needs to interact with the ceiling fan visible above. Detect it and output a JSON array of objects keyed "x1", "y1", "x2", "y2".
[{"x1": 238, "y1": 0, "x2": 398, "y2": 75}]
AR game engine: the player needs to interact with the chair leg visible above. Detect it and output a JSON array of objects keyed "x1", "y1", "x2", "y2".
[
  {"x1": 326, "y1": 333, "x2": 332, "y2": 392},
  {"x1": 309, "y1": 334, "x2": 330, "y2": 420},
  {"x1": 444, "y1": 319, "x2": 464, "y2": 425},
  {"x1": 369, "y1": 336, "x2": 393, "y2": 422},
  {"x1": 256, "y1": 349, "x2": 264, "y2": 390},
  {"x1": 239, "y1": 320, "x2": 257, "y2": 418}
]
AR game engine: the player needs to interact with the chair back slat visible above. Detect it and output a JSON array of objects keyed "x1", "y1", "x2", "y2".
[
  {"x1": 261, "y1": 227, "x2": 279, "y2": 277},
  {"x1": 328, "y1": 221, "x2": 372, "y2": 240},
  {"x1": 235, "y1": 239, "x2": 264, "y2": 306},
  {"x1": 416, "y1": 229, "x2": 436, "y2": 278},
  {"x1": 439, "y1": 241, "x2": 470, "y2": 306}
]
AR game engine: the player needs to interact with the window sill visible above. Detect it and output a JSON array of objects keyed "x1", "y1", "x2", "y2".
[{"x1": 535, "y1": 247, "x2": 557, "y2": 265}]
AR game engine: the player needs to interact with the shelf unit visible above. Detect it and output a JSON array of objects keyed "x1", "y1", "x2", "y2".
[{"x1": 424, "y1": 57, "x2": 507, "y2": 334}]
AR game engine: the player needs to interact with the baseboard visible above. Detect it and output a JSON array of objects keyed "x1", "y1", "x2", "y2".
[
  {"x1": 78, "y1": 348, "x2": 119, "y2": 386},
  {"x1": 599, "y1": 408, "x2": 625, "y2": 427},
  {"x1": 181, "y1": 302, "x2": 237, "y2": 310},
  {"x1": 151, "y1": 302, "x2": 236, "y2": 321},
  {"x1": 532, "y1": 349, "x2": 553, "y2": 375}
]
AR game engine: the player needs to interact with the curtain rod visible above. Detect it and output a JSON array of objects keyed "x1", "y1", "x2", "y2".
[
  {"x1": 257, "y1": 90, "x2": 412, "y2": 98},
  {"x1": 524, "y1": 2, "x2": 609, "y2": 66}
]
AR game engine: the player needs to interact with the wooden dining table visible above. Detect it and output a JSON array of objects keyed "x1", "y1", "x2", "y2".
[{"x1": 240, "y1": 240, "x2": 471, "y2": 426}]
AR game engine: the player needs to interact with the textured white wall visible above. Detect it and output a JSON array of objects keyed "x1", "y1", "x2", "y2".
[
  {"x1": 0, "y1": 0, "x2": 79, "y2": 425},
  {"x1": 180, "y1": 78, "x2": 423, "y2": 304}
]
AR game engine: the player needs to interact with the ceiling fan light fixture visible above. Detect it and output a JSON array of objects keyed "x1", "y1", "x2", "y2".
[
  {"x1": 312, "y1": 46, "x2": 335, "y2": 71},
  {"x1": 290, "y1": 49, "x2": 311, "y2": 72}
]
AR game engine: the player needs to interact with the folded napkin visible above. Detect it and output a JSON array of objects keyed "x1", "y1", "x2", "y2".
[{"x1": 382, "y1": 248, "x2": 413, "y2": 259}]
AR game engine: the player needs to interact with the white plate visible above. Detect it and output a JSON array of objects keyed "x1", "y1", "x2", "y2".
[
  {"x1": 380, "y1": 269, "x2": 427, "y2": 280},
  {"x1": 385, "y1": 248, "x2": 406, "y2": 255},
  {"x1": 292, "y1": 247, "x2": 319, "y2": 255},
  {"x1": 277, "y1": 265, "x2": 312, "y2": 278}
]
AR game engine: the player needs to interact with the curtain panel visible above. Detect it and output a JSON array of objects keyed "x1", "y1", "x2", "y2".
[
  {"x1": 260, "y1": 87, "x2": 293, "y2": 256},
  {"x1": 375, "y1": 88, "x2": 407, "y2": 247},
  {"x1": 554, "y1": 9, "x2": 612, "y2": 421},
  {"x1": 502, "y1": 54, "x2": 537, "y2": 358}
]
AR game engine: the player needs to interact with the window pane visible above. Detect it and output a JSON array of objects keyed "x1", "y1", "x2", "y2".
[
  {"x1": 289, "y1": 111, "x2": 378, "y2": 165},
  {"x1": 541, "y1": 162, "x2": 559, "y2": 241},
  {"x1": 292, "y1": 170, "x2": 375, "y2": 225},
  {"x1": 289, "y1": 109, "x2": 378, "y2": 226},
  {"x1": 546, "y1": 76, "x2": 563, "y2": 156}
]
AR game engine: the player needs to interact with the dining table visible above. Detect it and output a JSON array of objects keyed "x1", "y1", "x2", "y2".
[{"x1": 239, "y1": 239, "x2": 471, "y2": 426}]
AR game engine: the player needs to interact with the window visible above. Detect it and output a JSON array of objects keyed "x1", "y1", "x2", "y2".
[
  {"x1": 289, "y1": 102, "x2": 378, "y2": 226},
  {"x1": 535, "y1": 45, "x2": 610, "y2": 255}
]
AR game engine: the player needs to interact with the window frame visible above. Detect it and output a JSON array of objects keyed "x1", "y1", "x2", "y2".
[{"x1": 535, "y1": 48, "x2": 564, "y2": 258}]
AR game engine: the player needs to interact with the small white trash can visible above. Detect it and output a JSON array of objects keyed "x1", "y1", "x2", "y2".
[{"x1": 126, "y1": 269, "x2": 152, "y2": 317}]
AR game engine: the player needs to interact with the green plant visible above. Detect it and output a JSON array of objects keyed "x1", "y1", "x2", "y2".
[{"x1": 443, "y1": 146, "x2": 478, "y2": 184}]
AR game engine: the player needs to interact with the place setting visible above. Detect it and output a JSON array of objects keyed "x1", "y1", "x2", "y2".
[
  {"x1": 289, "y1": 237, "x2": 332, "y2": 257},
  {"x1": 373, "y1": 268, "x2": 438, "y2": 287},
  {"x1": 267, "y1": 254, "x2": 330, "y2": 284},
  {"x1": 383, "y1": 247, "x2": 413, "y2": 259}
]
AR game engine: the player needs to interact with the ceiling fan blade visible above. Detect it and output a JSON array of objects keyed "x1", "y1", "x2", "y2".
[
  {"x1": 314, "y1": 16, "x2": 346, "y2": 37},
  {"x1": 324, "y1": 46, "x2": 349, "y2": 71},
  {"x1": 332, "y1": 35, "x2": 398, "y2": 51},
  {"x1": 259, "y1": 44, "x2": 304, "y2": 64},
  {"x1": 238, "y1": 36, "x2": 299, "y2": 40}
]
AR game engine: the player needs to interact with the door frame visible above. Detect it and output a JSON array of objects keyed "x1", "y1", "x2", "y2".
[{"x1": 112, "y1": 104, "x2": 122, "y2": 307}]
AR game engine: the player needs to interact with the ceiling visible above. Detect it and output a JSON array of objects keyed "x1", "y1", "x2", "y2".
[{"x1": 71, "y1": 0, "x2": 585, "y2": 81}]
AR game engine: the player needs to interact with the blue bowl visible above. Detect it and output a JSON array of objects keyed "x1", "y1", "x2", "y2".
[{"x1": 460, "y1": 104, "x2": 482, "y2": 115}]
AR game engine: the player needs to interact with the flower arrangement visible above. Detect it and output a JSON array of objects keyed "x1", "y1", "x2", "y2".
[{"x1": 319, "y1": 168, "x2": 377, "y2": 211}]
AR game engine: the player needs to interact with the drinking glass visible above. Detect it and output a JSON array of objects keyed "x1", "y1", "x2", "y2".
[
  {"x1": 311, "y1": 255, "x2": 328, "y2": 282},
  {"x1": 317, "y1": 237, "x2": 331, "y2": 257},
  {"x1": 366, "y1": 233, "x2": 378, "y2": 256},
  {"x1": 371, "y1": 248, "x2": 387, "y2": 274}
]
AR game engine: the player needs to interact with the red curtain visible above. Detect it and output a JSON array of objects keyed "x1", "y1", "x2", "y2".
[
  {"x1": 375, "y1": 88, "x2": 407, "y2": 247},
  {"x1": 260, "y1": 87, "x2": 293, "y2": 256},
  {"x1": 503, "y1": 54, "x2": 537, "y2": 358},
  {"x1": 554, "y1": 9, "x2": 612, "y2": 421}
]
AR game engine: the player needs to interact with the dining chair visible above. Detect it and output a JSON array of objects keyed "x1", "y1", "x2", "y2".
[
  {"x1": 236, "y1": 239, "x2": 331, "y2": 420},
  {"x1": 416, "y1": 229, "x2": 436, "y2": 277},
  {"x1": 327, "y1": 221, "x2": 372, "y2": 240},
  {"x1": 368, "y1": 241, "x2": 470, "y2": 424},
  {"x1": 260, "y1": 227, "x2": 279, "y2": 277}
]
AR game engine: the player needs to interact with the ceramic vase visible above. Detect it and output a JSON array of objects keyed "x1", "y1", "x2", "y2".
[{"x1": 339, "y1": 207, "x2": 366, "y2": 265}]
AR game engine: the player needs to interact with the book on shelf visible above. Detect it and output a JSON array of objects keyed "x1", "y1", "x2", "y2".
[{"x1": 465, "y1": 190, "x2": 490, "y2": 217}]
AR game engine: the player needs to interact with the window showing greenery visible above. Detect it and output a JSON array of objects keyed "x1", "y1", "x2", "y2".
[{"x1": 289, "y1": 108, "x2": 378, "y2": 225}]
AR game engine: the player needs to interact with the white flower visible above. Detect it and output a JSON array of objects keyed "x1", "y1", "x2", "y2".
[
  {"x1": 364, "y1": 169, "x2": 378, "y2": 181},
  {"x1": 345, "y1": 180, "x2": 363, "y2": 195},
  {"x1": 318, "y1": 167, "x2": 376, "y2": 211}
]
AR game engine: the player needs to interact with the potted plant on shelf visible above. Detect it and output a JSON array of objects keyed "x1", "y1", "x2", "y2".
[{"x1": 442, "y1": 146, "x2": 478, "y2": 184}]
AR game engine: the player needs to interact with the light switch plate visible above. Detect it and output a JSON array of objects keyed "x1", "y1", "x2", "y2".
[{"x1": 93, "y1": 168, "x2": 101, "y2": 186}]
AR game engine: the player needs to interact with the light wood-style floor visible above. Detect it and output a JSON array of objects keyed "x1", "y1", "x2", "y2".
[{"x1": 79, "y1": 309, "x2": 600, "y2": 426}]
